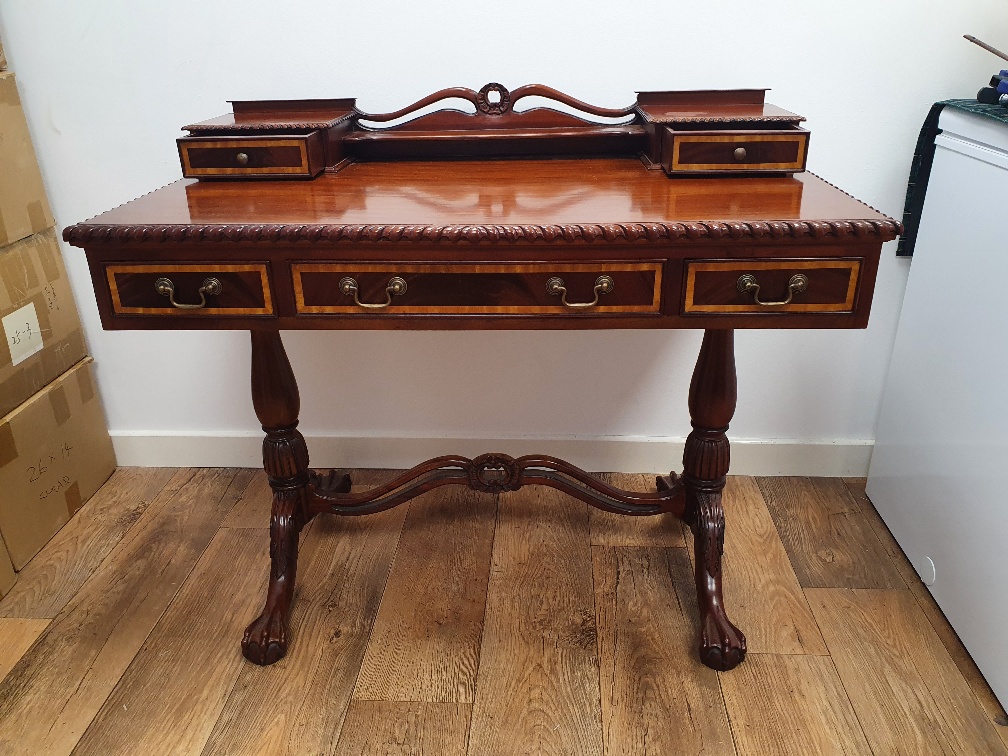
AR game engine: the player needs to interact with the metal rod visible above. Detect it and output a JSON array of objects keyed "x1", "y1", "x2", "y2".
[{"x1": 965, "y1": 34, "x2": 1008, "y2": 63}]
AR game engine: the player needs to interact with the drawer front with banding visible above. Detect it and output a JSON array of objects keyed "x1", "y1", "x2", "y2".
[
  {"x1": 105, "y1": 263, "x2": 274, "y2": 316},
  {"x1": 178, "y1": 132, "x2": 325, "y2": 178},
  {"x1": 683, "y1": 259, "x2": 861, "y2": 315},
  {"x1": 292, "y1": 262, "x2": 663, "y2": 315},
  {"x1": 663, "y1": 128, "x2": 809, "y2": 175}
]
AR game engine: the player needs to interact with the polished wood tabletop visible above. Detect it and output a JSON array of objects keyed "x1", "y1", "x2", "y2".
[{"x1": 71, "y1": 160, "x2": 895, "y2": 237}]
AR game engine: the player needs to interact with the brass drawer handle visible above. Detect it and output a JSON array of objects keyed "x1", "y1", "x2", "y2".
[
  {"x1": 236, "y1": 152, "x2": 250, "y2": 166},
  {"x1": 734, "y1": 147, "x2": 747, "y2": 161},
  {"x1": 155, "y1": 277, "x2": 222, "y2": 309},
  {"x1": 339, "y1": 276, "x2": 407, "y2": 309},
  {"x1": 737, "y1": 273, "x2": 808, "y2": 306},
  {"x1": 546, "y1": 275, "x2": 614, "y2": 308}
]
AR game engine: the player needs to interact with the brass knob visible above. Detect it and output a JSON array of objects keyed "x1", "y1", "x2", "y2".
[
  {"x1": 733, "y1": 147, "x2": 747, "y2": 162},
  {"x1": 236, "y1": 152, "x2": 249, "y2": 166}
]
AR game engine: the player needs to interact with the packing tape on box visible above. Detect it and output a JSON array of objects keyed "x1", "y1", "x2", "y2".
[
  {"x1": 0, "y1": 422, "x2": 15, "y2": 468},
  {"x1": 0, "y1": 328, "x2": 83, "y2": 410},
  {"x1": 65, "y1": 481, "x2": 83, "y2": 516},
  {"x1": 76, "y1": 361, "x2": 95, "y2": 403},
  {"x1": 27, "y1": 202, "x2": 47, "y2": 234},
  {"x1": 1, "y1": 243, "x2": 41, "y2": 303},
  {"x1": 35, "y1": 232, "x2": 61, "y2": 283},
  {"x1": 48, "y1": 384, "x2": 70, "y2": 425}
]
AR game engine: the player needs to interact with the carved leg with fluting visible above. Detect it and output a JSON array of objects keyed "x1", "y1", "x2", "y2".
[
  {"x1": 241, "y1": 331, "x2": 347, "y2": 665},
  {"x1": 676, "y1": 329, "x2": 746, "y2": 670}
]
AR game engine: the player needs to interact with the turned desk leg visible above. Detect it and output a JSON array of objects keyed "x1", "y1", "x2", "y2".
[
  {"x1": 242, "y1": 331, "x2": 313, "y2": 665},
  {"x1": 681, "y1": 329, "x2": 746, "y2": 670}
]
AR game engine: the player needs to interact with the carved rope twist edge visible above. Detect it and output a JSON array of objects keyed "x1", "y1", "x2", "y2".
[{"x1": 63, "y1": 218, "x2": 901, "y2": 246}]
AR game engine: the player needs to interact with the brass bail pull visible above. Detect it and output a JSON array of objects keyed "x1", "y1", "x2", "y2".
[
  {"x1": 339, "y1": 276, "x2": 407, "y2": 309},
  {"x1": 155, "y1": 277, "x2": 222, "y2": 310},
  {"x1": 736, "y1": 273, "x2": 808, "y2": 307},
  {"x1": 546, "y1": 275, "x2": 614, "y2": 309}
]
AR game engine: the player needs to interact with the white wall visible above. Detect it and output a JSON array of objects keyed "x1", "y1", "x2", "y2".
[{"x1": 1, "y1": 1, "x2": 1005, "y2": 474}]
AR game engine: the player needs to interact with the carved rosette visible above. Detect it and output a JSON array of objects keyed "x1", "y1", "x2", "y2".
[
  {"x1": 476, "y1": 83, "x2": 511, "y2": 115},
  {"x1": 465, "y1": 453, "x2": 522, "y2": 493}
]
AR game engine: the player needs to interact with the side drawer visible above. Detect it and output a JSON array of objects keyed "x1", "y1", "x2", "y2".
[
  {"x1": 106, "y1": 263, "x2": 274, "y2": 316},
  {"x1": 292, "y1": 262, "x2": 663, "y2": 315},
  {"x1": 178, "y1": 132, "x2": 325, "y2": 178},
  {"x1": 662, "y1": 127, "x2": 809, "y2": 175},
  {"x1": 684, "y1": 259, "x2": 860, "y2": 315}
]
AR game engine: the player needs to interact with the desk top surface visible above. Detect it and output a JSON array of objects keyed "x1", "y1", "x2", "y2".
[{"x1": 67, "y1": 159, "x2": 898, "y2": 246}]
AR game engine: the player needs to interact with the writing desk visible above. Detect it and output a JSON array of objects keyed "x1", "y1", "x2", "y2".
[{"x1": 64, "y1": 86, "x2": 899, "y2": 672}]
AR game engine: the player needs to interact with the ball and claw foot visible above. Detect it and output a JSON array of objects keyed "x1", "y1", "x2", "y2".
[
  {"x1": 699, "y1": 611, "x2": 747, "y2": 671},
  {"x1": 241, "y1": 607, "x2": 289, "y2": 666}
]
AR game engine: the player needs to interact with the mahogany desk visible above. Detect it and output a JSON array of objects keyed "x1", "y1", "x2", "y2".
[{"x1": 64, "y1": 94, "x2": 899, "y2": 672}]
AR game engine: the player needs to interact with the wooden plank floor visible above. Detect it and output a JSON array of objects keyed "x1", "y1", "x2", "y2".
[{"x1": 0, "y1": 469, "x2": 1005, "y2": 755}]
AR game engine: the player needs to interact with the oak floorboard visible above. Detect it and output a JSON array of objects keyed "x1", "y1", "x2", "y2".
[
  {"x1": 757, "y1": 476, "x2": 903, "y2": 589},
  {"x1": 843, "y1": 477, "x2": 1008, "y2": 745},
  {"x1": 221, "y1": 470, "x2": 273, "y2": 528},
  {"x1": 590, "y1": 473, "x2": 685, "y2": 547},
  {"x1": 687, "y1": 476, "x2": 827, "y2": 655},
  {"x1": 201, "y1": 471, "x2": 411, "y2": 756},
  {"x1": 0, "y1": 467, "x2": 176, "y2": 619},
  {"x1": 467, "y1": 485, "x2": 603, "y2": 756},
  {"x1": 806, "y1": 587, "x2": 1007, "y2": 754},
  {"x1": 333, "y1": 702, "x2": 470, "y2": 756},
  {"x1": 719, "y1": 653, "x2": 871, "y2": 755},
  {"x1": 0, "y1": 618, "x2": 49, "y2": 682},
  {"x1": 0, "y1": 468, "x2": 253, "y2": 756},
  {"x1": 71, "y1": 527, "x2": 270, "y2": 756},
  {"x1": 353, "y1": 485, "x2": 496, "y2": 703},
  {"x1": 593, "y1": 546, "x2": 734, "y2": 755}
]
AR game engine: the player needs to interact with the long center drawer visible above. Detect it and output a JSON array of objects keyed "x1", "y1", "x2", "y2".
[{"x1": 292, "y1": 262, "x2": 663, "y2": 315}]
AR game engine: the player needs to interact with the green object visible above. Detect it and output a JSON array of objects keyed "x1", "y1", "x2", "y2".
[{"x1": 899, "y1": 99, "x2": 1008, "y2": 257}]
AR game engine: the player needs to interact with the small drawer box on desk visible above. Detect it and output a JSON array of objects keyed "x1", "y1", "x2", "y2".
[
  {"x1": 178, "y1": 132, "x2": 326, "y2": 178},
  {"x1": 661, "y1": 127, "x2": 809, "y2": 176},
  {"x1": 104, "y1": 263, "x2": 274, "y2": 317},
  {"x1": 683, "y1": 259, "x2": 861, "y2": 315}
]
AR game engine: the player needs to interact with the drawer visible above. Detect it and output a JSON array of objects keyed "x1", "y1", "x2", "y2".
[
  {"x1": 178, "y1": 132, "x2": 326, "y2": 178},
  {"x1": 106, "y1": 263, "x2": 274, "y2": 316},
  {"x1": 684, "y1": 259, "x2": 860, "y2": 314},
  {"x1": 662, "y1": 127, "x2": 809, "y2": 175},
  {"x1": 292, "y1": 262, "x2": 663, "y2": 315}
]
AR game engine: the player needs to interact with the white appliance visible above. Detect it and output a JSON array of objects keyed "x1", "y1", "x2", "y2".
[{"x1": 868, "y1": 107, "x2": 1008, "y2": 707}]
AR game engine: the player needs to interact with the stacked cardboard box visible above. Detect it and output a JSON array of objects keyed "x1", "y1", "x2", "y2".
[{"x1": 0, "y1": 56, "x2": 116, "y2": 594}]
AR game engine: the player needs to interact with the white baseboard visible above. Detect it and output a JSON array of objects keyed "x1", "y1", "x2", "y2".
[{"x1": 109, "y1": 432, "x2": 874, "y2": 477}]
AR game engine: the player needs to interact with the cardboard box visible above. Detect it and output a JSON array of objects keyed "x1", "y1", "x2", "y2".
[
  {"x1": 0, "y1": 537, "x2": 14, "y2": 597},
  {"x1": 0, "y1": 357, "x2": 116, "y2": 569},
  {"x1": 0, "y1": 71, "x2": 54, "y2": 246},
  {"x1": 1, "y1": 228, "x2": 87, "y2": 417}
]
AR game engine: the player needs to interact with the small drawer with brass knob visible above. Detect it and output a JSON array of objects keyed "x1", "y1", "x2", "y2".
[
  {"x1": 177, "y1": 131, "x2": 326, "y2": 178},
  {"x1": 683, "y1": 258, "x2": 861, "y2": 315},
  {"x1": 105, "y1": 263, "x2": 274, "y2": 316},
  {"x1": 660, "y1": 126, "x2": 809, "y2": 176}
]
